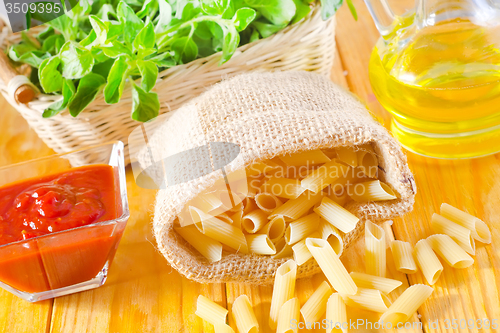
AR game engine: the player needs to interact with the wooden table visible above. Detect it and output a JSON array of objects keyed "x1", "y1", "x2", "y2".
[{"x1": 1, "y1": 0, "x2": 499, "y2": 332}]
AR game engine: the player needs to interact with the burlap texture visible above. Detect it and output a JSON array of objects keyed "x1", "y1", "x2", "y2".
[{"x1": 138, "y1": 71, "x2": 416, "y2": 284}]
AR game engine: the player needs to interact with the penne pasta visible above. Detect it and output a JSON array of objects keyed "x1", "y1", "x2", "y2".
[
  {"x1": 357, "y1": 145, "x2": 378, "y2": 178},
  {"x1": 427, "y1": 234, "x2": 474, "y2": 268},
  {"x1": 214, "y1": 323, "x2": 235, "y2": 333},
  {"x1": 349, "y1": 180, "x2": 397, "y2": 202},
  {"x1": 279, "y1": 149, "x2": 331, "y2": 166},
  {"x1": 349, "y1": 272, "x2": 402, "y2": 295},
  {"x1": 390, "y1": 240, "x2": 418, "y2": 274},
  {"x1": 217, "y1": 190, "x2": 244, "y2": 213},
  {"x1": 365, "y1": 221, "x2": 386, "y2": 277},
  {"x1": 301, "y1": 160, "x2": 350, "y2": 193},
  {"x1": 259, "y1": 216, "x2": 286, "y2": 242},
  {"x1": 245, "y1": 161, "x2": 272, "y2": 178},
  {"x1": 194, "y1": 193, "x2": 224, "y2": 214},
  {"x1": 255, "y1": 192, "x2": 283, "y2": 212},
  {"x1": 217, "y1": 213, "x2": 233, "y2": 224},
  {"x1": 380, "y1": 284, "x2": 433, "y2": 325},
  {"x1": 313, "y1": 197, "x2": 359, "y2": 233},
  {"x1": 300, "y1": 281, "x2": 333, "y2": 323},
  {"x1": 440, "y1": 203, "x2": 491, "y2": 244},
  {"x1": 322, "y1": 148, "x2": 338, "y2": 159},
  {"x1": 292, "y1": 231, "x2": 321, "y2": 265},
  {"x1": 336, "y1": 146, "x2": 358, "y2": 167},
  {"x1": 413, "y1": 239, "x2": 443, "y2": 285},
  {"x1": 326, "y1": 293, "x2": 347, "y2": 333},
  {"x1": 261, "y1": 177, "x2": 306, "y2": 200},
  {"x1": 242, "y1": 209, "x2": 270, "y2": 233},
  {"x1": 269, "y1": 260, "x2": 297, "y2": 329},
  {"x1": 232, "y1": 295, "x2": 259, "y2": 333},
  {"x1": 319, "y1": 219, "x2": 344, "y2": 256},
  {"x1": 195, "y1": 295, "x2": 228, "y2": 325},
  {"x1": 327, "y1": 190, "x2": 350, "y2": 207},
  {"x1": 306, "y1": 238, "x2": 357, "y2": 295},
  {"x1": 242, "y1": 197, "x2": 258, "y2": 216},
  {"x1": 277, "y1": 297, "x2": 300, "y2": 333},
  {"x1": 270, "y1": 190, "x2": 324, "y2": 221},
  {"x1": 230, "y1": 210, "x2": 243, "y2": 230},
  {"x1": 192, "y1": 207, "x2": 248, "y2": 254},
  {"x1": 431, "y1": 213, "x2": 476, "y2": 255},
  {"x1": 343, "y1": 288, "x2": 392, "y2": 313},
  {"x1": 175, "y1": 225, "x2": 223, "y2": 263},
  {"x1": 246, "y1": 176, "x2": 267, "y2": 199},
  {"x1": 285, "y1": 213, "x2": 321, "y2": 245},
  {"x1": 273, "y1": 237, "x2": 294, "y2": 259},
  {"x1": 246, "y1": 234, "x2": 277, "y2": 255}
]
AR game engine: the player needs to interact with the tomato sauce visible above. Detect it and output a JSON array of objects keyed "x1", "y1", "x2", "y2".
[{"x1": 0, "y1": 164, "x2": 123, "y2": 293}]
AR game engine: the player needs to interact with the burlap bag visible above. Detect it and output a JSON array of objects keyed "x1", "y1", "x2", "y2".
[{"x1": 138, "y1": 71, "x2": 416, "y2": 284}]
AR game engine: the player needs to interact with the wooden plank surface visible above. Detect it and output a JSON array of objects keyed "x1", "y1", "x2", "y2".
[
  {"x1": 335, "y1": 1, "x2": 500, "y2": 333},
  {"x1": 0, "y1": 1, "x2": 499, "y2": 332}
]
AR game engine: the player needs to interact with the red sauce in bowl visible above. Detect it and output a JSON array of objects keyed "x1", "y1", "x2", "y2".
[{"x1": 0, "y1": 164, "x2": 123, "y2": 293}]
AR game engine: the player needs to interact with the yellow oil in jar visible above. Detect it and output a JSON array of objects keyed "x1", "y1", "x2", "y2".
[{"x1": 369, "y1": 18, "x2": 500, "y2": 158}]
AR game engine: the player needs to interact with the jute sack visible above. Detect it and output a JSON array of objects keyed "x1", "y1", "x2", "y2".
[{"x1": 138, "y1": 71, "x2": 416, "y2": 284}]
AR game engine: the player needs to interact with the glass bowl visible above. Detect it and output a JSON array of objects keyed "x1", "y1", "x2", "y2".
[{"x1": 0, "y1": 141, "x2": 129, "y2": 302}]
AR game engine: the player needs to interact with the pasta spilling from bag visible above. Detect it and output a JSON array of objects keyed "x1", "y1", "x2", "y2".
[
  {"x1": 174, "y1": 147, "x2": 399, "y2": 264},
  {"x1": 138, "y1": 71, "x2": 416, "y2": 284}
]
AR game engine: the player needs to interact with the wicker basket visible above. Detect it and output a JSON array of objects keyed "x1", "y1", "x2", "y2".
[{"x1": 0, "y1": 6, "x2": 336, "y2": 163}]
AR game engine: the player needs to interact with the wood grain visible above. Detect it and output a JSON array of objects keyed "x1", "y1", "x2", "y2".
[
  {"x1": 335, "y1": 1, "x2": 500, "y2": 332},
  {"x1": 0, "y1": 1, "x2": 499, "y2": 332}
]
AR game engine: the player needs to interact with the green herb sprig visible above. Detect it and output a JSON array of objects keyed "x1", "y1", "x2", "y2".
[{"x1": 8, "y1": 0, "x2": 355, "y2": 122}]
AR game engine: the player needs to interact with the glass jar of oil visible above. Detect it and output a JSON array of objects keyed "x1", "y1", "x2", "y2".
[{"x1": 367, "y1": 0, "x2": 500, "y2": 158}]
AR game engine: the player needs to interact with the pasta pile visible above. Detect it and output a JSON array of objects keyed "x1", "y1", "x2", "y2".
[
  {"x1": 174, "y1": 146, "x2": 398, "y2": 263},
  {"x1": 194, "y1": 203, "x2": 492, "y2": 332},
  {"x1": 394, "y1": 203, "x2": 491, "y2": 285}
]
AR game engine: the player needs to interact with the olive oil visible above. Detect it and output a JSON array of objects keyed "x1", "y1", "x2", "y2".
[{"x1": 369, "y1": 19, "x2": 500, "y2": 158}]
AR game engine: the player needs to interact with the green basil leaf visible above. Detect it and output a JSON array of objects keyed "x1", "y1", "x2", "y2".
[
  {"x1": 176, "y1": 0, "x2": 201, "y2": 21},
  {"x1": 92, "y1": 57, "x2": 115, "y2": 77},
  {"x1": 155, "y1": 0, "x2": 172, "y2": 33},
  {"x1": 59, "y1": 41, "x2": 95, "y2": 79},
  {"x1": 194, "y1": 21, "x2": 213, "y2": 40},
  {"x1": 68, "y1": 73, "x2": 106, "y2": 117},
  {"x1": 249, "y1": 28, "x2": 260, "y2": 42},
  {"x1": 137, "y1": 59, "x2": 158, "y2": 92},
  {"x1": 41, "y1": 34, "x2": 65, "y2": 54},
  {"x1": 44, "y1": 79, "x2": 76, "y2": 117},
  {"x1": 106, "y1": 21, "x2": 123, "y2": 41},
  {"x1": 104, "y1": 56, "x2": 129, "y2": 104},
  {"x1": 18, "y1": 51, "x2": 51, "y2": 68},
  {"x1": 21, "y1": 32, "x2": 40, "y2": 50},
  {"x1": 252, "y1": 20, "x2": 286, "y2": 38},
  {"x1": 39, "y1": 56, "x2": 63, "y2": 93},
  {"x1": 291, "y1": 0, "x2": 311, "y2": 24},
  {"x1": 131, "y1": 83, "x2": 160, "y2": 122},
  {"x1": 232, "y1": 8, "x2": 257, "y2": 31},
  {"x1": 148, "y1": 51, "x2": 176, "y2": 68},
  {"x1": 80, "y1": 30, "x2": 97, "y2": 47},
  {"x1": 8, "y1": 43, "x2": 38, "y2": 61},
  {"x1": 89, "y1": 15, "x2": 108, "y2": 45},
  {"x1": 320, "y1": 0, "x2": 343, "y2": 20},
  {"x1": 100, "y1": 41, "x2": 132, "y2": 58},
  {"x1": 243, "y1": 0, "x2": 295, "y2": 25},
  {"x1": 217, "y1": 22, "x2": 240, "y2": 64},
  {"x1": 171, "y1": 36, "x2": 198, "y2": 64},
  {"x1": 117, "y1": 1, "x2": 145, "y2": 45},
  {"x1": 96, "y1": 4, "x2": 117, "y2": 20},
  {"x1": 133, "y1": 22, "x2": 156, "y2": 57},
  {"x1": 137, "y1": 0, "x2": 159, "y2": 19},
  {"x1": 201, "y1": 0, "x2": 229, "y2": 16},
  {"x1": 37, "y1": 27, "x2": 54, "y2": 43}
]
